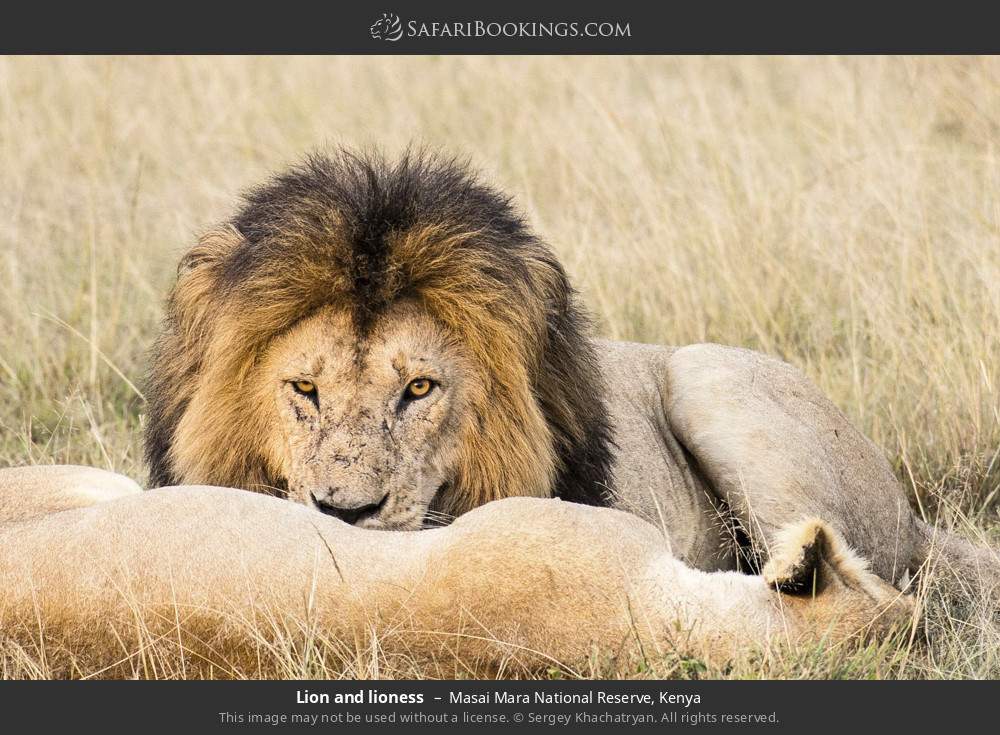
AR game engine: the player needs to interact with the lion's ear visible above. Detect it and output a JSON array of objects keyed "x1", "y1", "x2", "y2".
[
  {"x1": 177, "y1": 226, "x2": 244, "y2": 278},
  {"x1": 170, "y1": 226, "x2": 244, "y2": 345}
]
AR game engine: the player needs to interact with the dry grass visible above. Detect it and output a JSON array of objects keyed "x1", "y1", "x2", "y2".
[{"x1": 0, "y1": 56, "x2": 997, "y2": 679}]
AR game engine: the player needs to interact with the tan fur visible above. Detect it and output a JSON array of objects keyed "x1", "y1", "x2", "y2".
[
  {"x1": 0, "y1": 465, "x2": 141, "y2": 523},
  {"x1": 0, "y1": 466, "x2": 912, "y2": 677}
]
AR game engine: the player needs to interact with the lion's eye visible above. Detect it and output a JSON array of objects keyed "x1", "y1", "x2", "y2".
[
  {"x1": 404, "y1": 378, "x2": 434, "y2": 400},
  {"x1": 292, "y1": 380, "x2": 316, "y2": 396}
]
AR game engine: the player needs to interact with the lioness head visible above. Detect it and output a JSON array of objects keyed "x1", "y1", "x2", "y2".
[{"x1": 145, "y1": 150, "x2": 614, "y2": 528}]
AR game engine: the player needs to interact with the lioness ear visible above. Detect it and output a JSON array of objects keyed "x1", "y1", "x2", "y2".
[
  {"x1": 177, "y1": 225, "x2": 244, "y2": 278},
  {"x1": 763, "y1": 518, "x2": 868, "y2": 595}
]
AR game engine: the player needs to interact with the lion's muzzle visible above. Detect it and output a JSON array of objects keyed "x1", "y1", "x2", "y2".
[{"x1": 310, "y1": 489, "x2": 389, "y2": 525}]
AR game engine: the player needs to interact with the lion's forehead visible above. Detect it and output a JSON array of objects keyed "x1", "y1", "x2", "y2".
[{"x1": 266, "y1": 302, "x2": 455, "y2": 373}]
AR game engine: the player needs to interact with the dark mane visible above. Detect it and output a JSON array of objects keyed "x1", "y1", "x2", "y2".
[{"x1": 145, "y1": 149, "x2": 614, "y2": 509}]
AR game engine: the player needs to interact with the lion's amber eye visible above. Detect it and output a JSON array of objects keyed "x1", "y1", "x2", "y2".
[
  {"x1": 292, "y1": 380, "x2": 316, "y2": 395},
  {"x1": 404, "y1": 378, "x2": 434, "y2": 400}
]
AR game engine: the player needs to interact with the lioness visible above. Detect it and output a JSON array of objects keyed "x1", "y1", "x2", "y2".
[{"x1": 0, "y1": 466, "x2": 910, "y2": 675}]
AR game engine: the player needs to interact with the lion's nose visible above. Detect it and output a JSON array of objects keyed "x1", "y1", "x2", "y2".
[{"x1": 310, "y1": 490, "x2": 388, "y2": 525}]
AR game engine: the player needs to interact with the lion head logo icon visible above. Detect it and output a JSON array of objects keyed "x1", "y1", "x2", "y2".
[{"x1": 370, "y1": 13, "x2": 403, "y2": 42}]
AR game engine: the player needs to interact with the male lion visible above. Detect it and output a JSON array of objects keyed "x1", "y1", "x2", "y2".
[{"x1": 141, "y1": 149, "x2": 997, "y2": 591}]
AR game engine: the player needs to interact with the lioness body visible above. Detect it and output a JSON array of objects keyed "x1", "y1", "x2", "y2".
[{"x1": 0, "y1": 468, "x2": 910, "y2": 676}]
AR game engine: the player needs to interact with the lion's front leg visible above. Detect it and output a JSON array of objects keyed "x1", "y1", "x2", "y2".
[
  {"x1": 0, "y1": 464, "x2": 142, "y2": 523},
  {"x1": 661, "y1": 343, "x2": 921, "y2": 585}
]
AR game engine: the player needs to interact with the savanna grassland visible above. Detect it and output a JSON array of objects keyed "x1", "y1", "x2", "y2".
[{"x1": 0, "y1": 56, "x2": 997, "y2": 679}]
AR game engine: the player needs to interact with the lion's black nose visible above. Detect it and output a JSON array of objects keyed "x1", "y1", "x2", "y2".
[{"x1": 310, "y1": 491, "x2": 387, "y2": 525}]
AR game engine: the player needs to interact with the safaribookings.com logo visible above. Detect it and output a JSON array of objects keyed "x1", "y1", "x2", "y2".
[
  {"x1": 370, "y1": 13, "x2": 404, "y2": 41},
  {"x1": 369, "y1": 13, "x2": 631, "y2": 42}
]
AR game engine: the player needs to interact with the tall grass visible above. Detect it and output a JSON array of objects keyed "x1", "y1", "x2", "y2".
[{"x1": 0, "y1": 56, "x2": 997, "y2": 678}]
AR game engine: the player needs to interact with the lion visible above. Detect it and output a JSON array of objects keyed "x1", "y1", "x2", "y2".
[
  {"x1": 0, "y1": 465, "x2": 911, "y2": 676},
  {"x1": 140, "y1": 149, "x2": 998, "y2": 592}
]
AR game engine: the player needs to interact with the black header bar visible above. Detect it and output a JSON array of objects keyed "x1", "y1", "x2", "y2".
[{"x1": 1, "y1": 1, "x2": 999, "y2": 54}]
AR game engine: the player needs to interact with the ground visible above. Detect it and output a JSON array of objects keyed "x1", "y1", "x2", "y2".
[{"x1": 0, "y1": 56, "x2": 997, "y2": 679}]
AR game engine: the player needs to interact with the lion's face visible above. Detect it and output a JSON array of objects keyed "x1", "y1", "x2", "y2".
[{"x1": 258, "y1": 301, "x2": 481, "y2": 529}]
